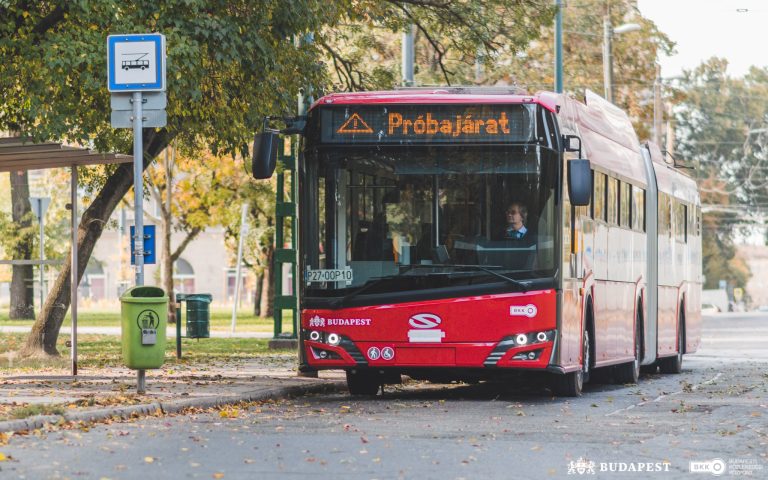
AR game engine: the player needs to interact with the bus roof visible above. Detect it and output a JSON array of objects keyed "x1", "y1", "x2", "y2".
[
  {"x1": 558, "y1": 90, "x2": 648, "y2": 188},
  {"x1": 311, "y1": 88, "x2": 559, "y2": 112},
  {"x1": 311, "y1": 89, "x2": 692, "y2": 196},
  {"x1": 646, "y1": 141, "x2": 700, "y2": 206}
]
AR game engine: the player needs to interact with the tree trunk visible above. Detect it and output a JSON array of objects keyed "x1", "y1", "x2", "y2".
[
  {"x1": 21, "y1": 129, "x2": 171, "y2": 356},
  {"x1": 161, "y1": 208, "x2": 175, "y2": 323},
  {"x1": 9, "y1": 170, "x2": 35, "y2": 320},
  {"x1": 265, "y1": 246, "x2": 275, "y2": 318},
  {"x1": 253, "y1": 270, "x2": 264, "y2": 316}
]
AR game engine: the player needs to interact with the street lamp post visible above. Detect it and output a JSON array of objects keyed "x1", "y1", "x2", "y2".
[{"x1": 602, "y1": 16, "x2": 640, "y2": 103}]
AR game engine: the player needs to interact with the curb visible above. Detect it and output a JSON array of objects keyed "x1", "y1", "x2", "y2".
[{"x1": 0, "y1": 380, "x2": 345, "y2": 434}]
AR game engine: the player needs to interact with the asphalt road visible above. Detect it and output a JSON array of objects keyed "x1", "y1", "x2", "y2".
[{"x1": 3, "y1": 313, "x2": 767, "y2": 479}]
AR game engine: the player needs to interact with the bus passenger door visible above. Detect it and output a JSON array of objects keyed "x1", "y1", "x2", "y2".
[{"x1": 560, "y1": 185, "x2": 589, "y2": 369}]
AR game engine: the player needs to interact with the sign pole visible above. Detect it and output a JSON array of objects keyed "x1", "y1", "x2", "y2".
[
  {"x1": 38, "y1": 201, "x2": 45, "y2": 310},
  {"x1": 132, "y1": 91, "x2": 146, "y2": 394},
  {"x1": 109, "y1": 33, "x2": 165, "y2": 395},
  {"x1": 132, "y1": 91, "x2": 145, "y2": 287}
]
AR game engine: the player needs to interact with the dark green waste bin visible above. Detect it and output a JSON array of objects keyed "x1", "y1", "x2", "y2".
[
  {"x1": 120, "y1": 286, "x2": 168, "y2": 369},
  {"x1": 177, "y1": 293, "x2": 212, "y2": 339}
]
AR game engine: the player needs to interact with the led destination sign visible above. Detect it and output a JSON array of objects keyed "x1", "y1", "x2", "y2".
[{"x1": 319, "y1": 104, "x2": 534, "y2": 144}]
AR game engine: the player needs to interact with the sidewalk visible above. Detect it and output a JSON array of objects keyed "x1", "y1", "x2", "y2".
[{"x1": 0, "y1": 357, "x2": 345, "y2": 434}]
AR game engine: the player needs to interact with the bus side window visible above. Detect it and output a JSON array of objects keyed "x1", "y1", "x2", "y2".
[
  {"x1": 593, "y1": 172, "x2": 606, "y2": 221},
  {"x1": 619, "y1": 181, "x2": 631, "y2": 228},
  {"x1": 693, "y1": 207, "x2": 701, "y2": 237},
  {"x1": 632, "y1": 186, "x2": 645, "y2": 232},
  {"x1": 607, "y1": 176, "x2": 618, "y2": 225},
  {"x1": 674, "y1": 202, "x2": 687, "y2": 243},
  {"x1": 659, "y1": 194, "x2": 671, "y2": 237}
]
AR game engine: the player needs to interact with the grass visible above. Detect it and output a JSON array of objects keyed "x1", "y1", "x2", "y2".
[
  {"x1": 0, "y1": 332, "x2": 296, "y2": 372},
  {"x1": 7, "y1": 404, "x2": 66, "y2": 419},
  {"x1": 0, "y1": 308, "x2": 297, "y2": 334}
]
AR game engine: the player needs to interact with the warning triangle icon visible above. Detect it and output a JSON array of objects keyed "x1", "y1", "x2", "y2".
[{"x1": 337, "y1": 113, "x2": 373, "y2": 134}]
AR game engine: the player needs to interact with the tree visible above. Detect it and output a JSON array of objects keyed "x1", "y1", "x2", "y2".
[
  {"x1": 144, "y1": 144, "x2": 244, "y2": 322},
  {"x1": 1, "y1": 1, "x2": 337, "y2": 355},
  {"x1": 672, "y1": 58, "x2": 768, "y2": 289},
  {"x1": 6, "y1": 171, "x2": 35, "y2": 319},
  {"x1": 1, "y1": 1, "x2": 560, "y2": 355},
  {"x1": 318, "y1": 0, "x2": 557, "y2": 90},
  {"x1": 494, "y1": 0, "x2": 673, "y2": 140}
]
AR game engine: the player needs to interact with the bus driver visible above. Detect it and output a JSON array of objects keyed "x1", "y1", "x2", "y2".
[{"x1": 503, "y1": 202, "x2": 529, "y2": 240}]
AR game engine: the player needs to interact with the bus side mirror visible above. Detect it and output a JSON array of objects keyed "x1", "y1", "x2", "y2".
[
  {"x1": 251, "y1": 130, "x2": 278, "y2": 179},
  {"x1": 568, "y1": 159, "x2": 592, "y2": 206},
  {"x1": 563, "y1": 135, "x2": 582, "y2": 156}
]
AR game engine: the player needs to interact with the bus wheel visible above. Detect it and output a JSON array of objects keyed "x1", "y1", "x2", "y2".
[
  {"x1": 551, "y1": 328, "x2": 588, "y2": 397},
  {"x1": 614, "y1": 322, "x2": 640, "y2": 384},
  {"x1": 659, "y1": 312, "x2": 684, "y2": 374},
  {"x1": 346, "y1": 370, "x2": 380, "y2": 396}
]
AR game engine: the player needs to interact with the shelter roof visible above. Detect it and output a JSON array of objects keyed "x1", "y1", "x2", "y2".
[{"x1": 0, "y1": 137, "x2": 132, "y2": 172}]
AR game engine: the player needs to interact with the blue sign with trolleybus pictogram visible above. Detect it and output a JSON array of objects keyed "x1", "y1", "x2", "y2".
[{"x1": 107, "y1": 33, "x2": 166, "y2": 92}]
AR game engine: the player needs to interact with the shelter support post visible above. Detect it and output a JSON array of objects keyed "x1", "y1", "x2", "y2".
[{"x1": 70, "y1": 165, "x2": 78, "y2": 376}]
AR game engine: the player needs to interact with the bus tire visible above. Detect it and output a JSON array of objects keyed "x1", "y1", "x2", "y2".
[
  {"x1": 346, "y1": 370, "x2": 380, "y2": 396},
  {"x1": 659, "y1": 308, "x2": 684, "y2": 374},
  {"x1": 614, "y1": 317, "x2": 641, "y2": 384},
  {"x1": 551, "y1": 327, "x2": 589, "y2": 397}
]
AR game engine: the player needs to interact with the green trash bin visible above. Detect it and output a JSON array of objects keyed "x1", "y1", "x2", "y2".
[
  {"x1": 177, "y1": 293, "x2": 212, "y2": 339},
  {"x1": 120, "y1": 286, "x2": 168, "y2": 369}
]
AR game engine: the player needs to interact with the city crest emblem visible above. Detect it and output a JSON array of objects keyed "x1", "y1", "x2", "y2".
[{"x1": 567, "y1": 457, "x2": 596, "y2": 475}]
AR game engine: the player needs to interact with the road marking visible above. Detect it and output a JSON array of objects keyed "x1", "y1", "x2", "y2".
[{"x1": 605, "y1": 372, "x2": 723, "y2": 417}]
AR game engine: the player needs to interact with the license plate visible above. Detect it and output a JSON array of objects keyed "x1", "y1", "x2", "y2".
[{"x1": 305, "y1": 268, "x2": 353, "y2": 284}]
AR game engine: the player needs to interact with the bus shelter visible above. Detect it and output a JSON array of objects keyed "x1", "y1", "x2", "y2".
[{"x1": 0, "y1": 136, "x2": 133, "y2": 375}]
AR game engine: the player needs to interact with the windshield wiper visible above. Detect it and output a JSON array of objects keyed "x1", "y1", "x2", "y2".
[
  {"x1": 329, "y1": 263, "x2": 530, "y2": 309},
  {"x1": 452, "y1": 264, "x2": 530, "y2": 291},
  {"x1": 331, "y1": 265, "x2": 416, "y2": 308}
]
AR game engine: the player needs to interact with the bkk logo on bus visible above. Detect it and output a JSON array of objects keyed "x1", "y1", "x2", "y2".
[
  {"x1": 510, "y1": 304, "x2": 538, "y2": 318},
  {"x1": 408, "y1": 313, "x2": 445, "y2": 343}
]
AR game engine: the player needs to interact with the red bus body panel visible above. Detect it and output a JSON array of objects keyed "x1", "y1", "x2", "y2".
[{"x1": 303, "y1": 290, "x2": 558, "y2": 370}]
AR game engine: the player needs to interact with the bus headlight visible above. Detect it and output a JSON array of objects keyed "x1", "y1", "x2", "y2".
[
  {"x1": 515, "y1": 333, "x2": 528, "y2": 345},
  {"x1": 327, "y1": 333, "x2": 341, "y2": 346},
  {"x1": 309, "y1": 331, "x2": 321, "y2": 342}
]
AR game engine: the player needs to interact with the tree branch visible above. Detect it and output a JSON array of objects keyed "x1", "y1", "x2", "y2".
[
  {"x1": 32, "y1": 5, "x2": 67, "y2": 37},
  {"x1": 171, "y1": 227, "x2": 202, "y2": 261}
]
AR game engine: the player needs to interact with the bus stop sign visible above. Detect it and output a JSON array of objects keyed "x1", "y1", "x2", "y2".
[{"x1": 107, "y1": 33, "x2": 166, "y2": 92}]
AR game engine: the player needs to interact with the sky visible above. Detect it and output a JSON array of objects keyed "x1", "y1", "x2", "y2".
[{"x1": 637, "y1": 0, "x2": 768, "y2": 78}]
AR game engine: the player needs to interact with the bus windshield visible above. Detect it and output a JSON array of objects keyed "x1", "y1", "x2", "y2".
[{"x1": 300, "y1": 144, "x2": 560, "y2": 305}]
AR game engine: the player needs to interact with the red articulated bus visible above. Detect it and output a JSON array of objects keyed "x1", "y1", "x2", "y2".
[{"x1": 254, "y1": 87, "x2": 701, "y2": 396}]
